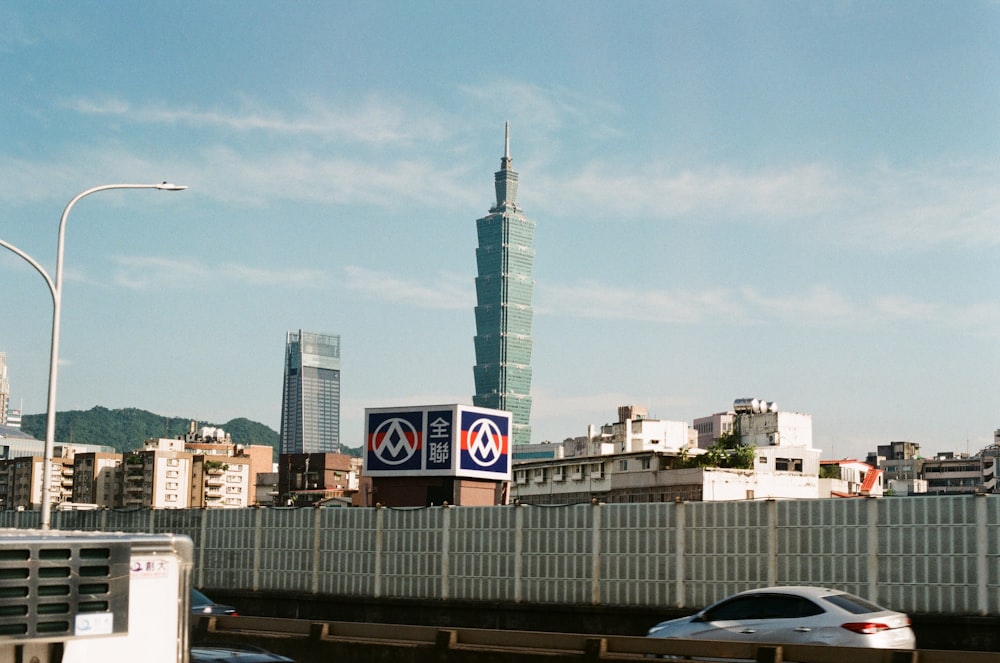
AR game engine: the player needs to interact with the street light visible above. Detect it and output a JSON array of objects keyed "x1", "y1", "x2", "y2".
[{"x1": 0, "y1": 182, "x2": 187, "y2": 529}]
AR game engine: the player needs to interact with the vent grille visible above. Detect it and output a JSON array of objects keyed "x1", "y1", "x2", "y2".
[{"x1": 0, "y1": 540, "x2": 130, "y2": 642}]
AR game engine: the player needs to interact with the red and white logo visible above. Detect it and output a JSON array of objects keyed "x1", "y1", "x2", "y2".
[{"x1": 371, "y1": 417, "x2": 420, "y2": 465}]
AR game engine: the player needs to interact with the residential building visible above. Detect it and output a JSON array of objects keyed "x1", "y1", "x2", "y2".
[
  {"x1": 72, "y1": 452, "x2": 121, "y2": 505},
  {"x1": 513, "y1": 451, "x2": 819, "y2": 504},
  {"x1": 280, "y1": 330, "x2": 341, "y2": 454},
  {"x1": 818, "y1": 460, "x2": 884, "y2": 498},
  {"x1": 278, "y1": 452, "x2": 355, "y2": 506},
  {"x1": 921, "y1": 452, "x2": 994, "y2": 495},
  {"x1": 472, "y1": 123, "x2": 535, "y2": 447},
  {"x1": 178, "y1": 422, "x2": 274, "y2": 505},
  {"x1": 513, "y1": 401, "x2": 820, "y2": 504},
  {"x1": 0, "y1": 454, "x2": 74, "y2": 510},
  {"x1": 693, "y1": 411, "x2": 736, "y2": 449},
  {"x1": 589, "y1": 405, "x2": 695, "y2": 455},
  {"x1": 191, "y1": 454, "x2": 251, "y2": 508},
  {"x1": 122, "y1": 440, "x2": 193, "y2": 509},
  {"x1": 255, "y1": 471, "x2": 280, "y2": 506},
  {"x1": 866, "y1": 440, "x2": 921, "y2": 471}
]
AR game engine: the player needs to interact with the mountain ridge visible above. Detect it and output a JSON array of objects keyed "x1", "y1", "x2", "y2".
[{"x1": 19, "y1": 406, "x2": 279, "y2": 455}]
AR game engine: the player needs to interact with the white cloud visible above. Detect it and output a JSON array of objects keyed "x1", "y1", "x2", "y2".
[
  {"x1": 538, "y1": 281, "x2": 735, "y2": 323},
  {"x1": 535, "y1": 159, "x2": 1000, "y2": 251},
  {"x1": 65, "y1": 94, "x2": 450, "y2": 146},
  {"x1": 342, "y1": 266, "x2": 471, "y2": 310},
  {"x1": 109, "y1": 256, "x2": 327, "y2": 290},
  {"x1": 538, "y1": 279, "x2": 1000, "y2": 337},
  {"x1": 5, "y1": 89, "x2": 997, "y2": 254}
]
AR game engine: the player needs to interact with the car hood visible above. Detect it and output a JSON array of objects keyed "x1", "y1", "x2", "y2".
[{"x1": 647, "y1": 615, "x2": 699, "y2": 638}]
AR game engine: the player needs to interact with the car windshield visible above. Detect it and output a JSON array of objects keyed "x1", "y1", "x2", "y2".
[
  {"x1": 191, "y1": 588, "x2": 211, "y2": 607},
  {"x1": 822, "y1": 592, "x2": 885, "y2": 615}
]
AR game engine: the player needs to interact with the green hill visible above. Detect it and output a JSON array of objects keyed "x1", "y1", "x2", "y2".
[
  {"x1": 18, "y1": 406, "x2": 363, "y2": 458},
  {"x1": 20, "y1": 406, "x2": 279, "y2": 455}
]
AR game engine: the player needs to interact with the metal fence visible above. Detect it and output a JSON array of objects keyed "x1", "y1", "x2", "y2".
[{"x1": 4, "y1": 494, "x2": 997, "y2": 615}]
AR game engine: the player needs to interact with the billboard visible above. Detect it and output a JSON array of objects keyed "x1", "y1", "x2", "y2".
[{"x1": 364, "y1": 404, "x2": 512, "y2": 480}]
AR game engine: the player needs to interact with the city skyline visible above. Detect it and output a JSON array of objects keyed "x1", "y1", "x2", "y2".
[{"x1": 0, "y1": 3, "x2": 996, "y2": 461}]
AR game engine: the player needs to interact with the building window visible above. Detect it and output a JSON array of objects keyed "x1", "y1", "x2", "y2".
[
  {"x1": 167, "y1": 459, "x2": 179, "y2": 466},
  {"x1": 166, "y1": 470, "x2": 178, "y2": 478},
  {"x1": 775, "y1": 458, "x2": 803, "y2": 472},
  {"x1": 640, "y1": 457, "x2": 651, "y2": 470},
  {"x1": 619, "y1": 460, "x2": 628, "y2": 471}
]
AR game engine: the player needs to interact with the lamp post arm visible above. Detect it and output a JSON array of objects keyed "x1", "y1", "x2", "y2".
[
  {"x1": 54, "y1": 184, "x2": 177, "y2": 296},
  {"x1": 0, "y1": 239, "x2": 57, "y2": 303}
]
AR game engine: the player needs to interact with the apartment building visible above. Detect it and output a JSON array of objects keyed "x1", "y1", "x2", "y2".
[
  {"x1": 123, "y1": 439, "x2": 194, "y2": 509},
  {"x1": 277, "y1": 452, "x2": 355, "y2": 506},
  {"x1": 72, "y1": 452, "x2": 122, "y2": 505},
  {"x1": 922, "y1": 452, "x2": 995, "y2": 495},
  {"x1": 0, "y1": 455, "x2": 73, "y2": 510},
  {"x1": 818, "y1": 460, "x2": 884, "y2": 498},
  {"x1": 190, "y1": 455, "x2": 251, "y2": 508},
  {"x1": 513, "y1": 402, "x2": 821, "y2": 504}
]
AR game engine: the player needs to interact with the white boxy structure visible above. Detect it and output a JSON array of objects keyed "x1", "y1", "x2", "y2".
[{"x1": 0, "y1": 529, "x2": 192, "y2": 663}]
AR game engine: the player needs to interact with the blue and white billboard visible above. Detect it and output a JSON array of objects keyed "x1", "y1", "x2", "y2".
[{"x1": 364, "y1": 404, "x2": 512, "y2": 480}]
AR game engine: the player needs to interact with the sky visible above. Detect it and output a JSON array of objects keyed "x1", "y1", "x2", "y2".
[{"x1": 0, "y1": 2, "x2": 997, "y2": 461}]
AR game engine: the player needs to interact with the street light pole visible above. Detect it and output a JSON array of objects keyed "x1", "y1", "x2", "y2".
[{"x1": 1, "y1": 182, "x2": 186, "y2": 529}]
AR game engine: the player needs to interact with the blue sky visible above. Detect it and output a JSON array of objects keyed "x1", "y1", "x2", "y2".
[{"x1": 1, "y1": 2, "x2": 997, "y2": 460}]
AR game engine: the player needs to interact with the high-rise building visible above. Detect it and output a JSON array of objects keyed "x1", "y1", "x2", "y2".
[
  {"x1": 472, "y1": 124, "x2": 535, "y2": 446},
  {"x1": 0, "y1": 352, "x2": 9, "y2": 427},
  {"x1": 280, "y1": 330, "x2": 341, "y2": 454}
]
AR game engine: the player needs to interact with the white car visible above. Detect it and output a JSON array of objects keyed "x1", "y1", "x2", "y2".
[{"x1": 647, "y1": 586, "x2": 915, "y2": 649}]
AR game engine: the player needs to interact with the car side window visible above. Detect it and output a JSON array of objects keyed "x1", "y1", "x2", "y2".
[
  {"x1": 705, "y1": 594, "x2": 824, "y2": 621},
  {"x1": 767, "y1": 595, "x2": 824, "y2": 618},
  {"x1": 703, "y1": 596, "x2": 764, "y2": 621}
]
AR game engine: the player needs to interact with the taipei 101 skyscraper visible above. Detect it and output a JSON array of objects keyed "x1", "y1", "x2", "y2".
[{"x1": 472, "y1": 123, "x2": 535, "y2": 446}]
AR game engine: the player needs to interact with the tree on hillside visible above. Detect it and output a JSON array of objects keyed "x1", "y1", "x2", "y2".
[{"x1": 21, "y1": 406, "x2": 279, "y2": 455}]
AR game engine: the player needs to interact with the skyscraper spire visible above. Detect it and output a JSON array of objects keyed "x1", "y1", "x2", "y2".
[{"x1": 493, "y1": 122, "x2": 519, "y2": 212}]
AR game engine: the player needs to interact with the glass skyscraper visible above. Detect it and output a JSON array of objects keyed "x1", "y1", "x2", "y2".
[
  {"x1": 473, "y1": 123, "x2": 535, "y2": 446},
  {"x1": 280, "y1": 330, "x2": 341, "y2": 454}
]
